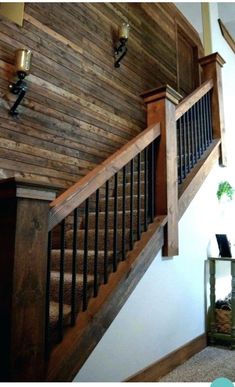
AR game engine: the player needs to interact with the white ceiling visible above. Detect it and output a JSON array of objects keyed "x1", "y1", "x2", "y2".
[
  {"x1": 218, "y1": 3, "x2": 235, "y2": 37},
  {"x1": 176, "y1": 2, "x2": 235, "y2": 40}
]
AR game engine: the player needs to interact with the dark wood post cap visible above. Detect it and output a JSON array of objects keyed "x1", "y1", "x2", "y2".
[
  {"x1": 199, "y1": 52, "x2": 226, "y2": 68},
  {"x1": 0, "y1": 178, "x2": 57, "y2": 201},
  {"x1": 141, "y1": 84, "x2": 182, "y2": 105}
]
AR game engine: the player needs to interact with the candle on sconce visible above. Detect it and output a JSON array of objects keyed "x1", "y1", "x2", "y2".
[
  {"x1": 119, "y1": 23, "x2": 130, "y2": 41},
  {"x1": 15, "y1": 48, "x2": 32, "y2": 75}
]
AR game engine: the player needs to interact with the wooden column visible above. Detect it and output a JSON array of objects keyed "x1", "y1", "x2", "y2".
[
  {"x1": 209, "y1": 258, "x2": 216, "y2": 345},
  {"x1": 231, "y1": 260, "x2": 235, "y2": 349},
  {"x1": 0, "y1": 178, "x2": 56, "y2": 381},
  {"x1": 141, "y1": 85, "x2": 182, "y2": 256},
  {"x1": 199, "y1": 52, "x2": 227, "y2": 166}
]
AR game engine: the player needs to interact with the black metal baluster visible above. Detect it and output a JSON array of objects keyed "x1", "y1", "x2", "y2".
[
  {"x1": 122, "y1": 166, "x2": 126, "y2": 260},
  {"x1": 58, "y1": 219, "x2": 65, "y2": 342},
  {"x1": 203, "y1": 94, "x2": 209, "y2": 148},
  {"x1": 45, "y1": 230, "x2": 52, "y2": 357},
  {"x1": 83, "y1": 198, "x2": 89, "y2": 311},
  {"x1": 144, "y1": 147, "x2": 148, "y2": 230},
  {"x1": 137, "y1": 153, "x2": 141, "y2": 240},
  {"x1": 208, "y1": 91, "x2": 213, "y2": 142},
  {"x1": 178, "y1": 117, "x2": 183, "y2": 183},
  {"x1": 151, "y1": 142, "x2": 155, "y2": 222},
  {"x1": 176, "y1": 121, "x2": 180, "y2": 181},
  {"x1": 71, "y1": 208, "x2": 78, "y2": 326},
  {"x1": 94, "y1": 189, "x2": 99, "y2": 297},
  {"x1": 200, "y1": 97, "x2": 206, "y2": 152},
  {"x1": 186, "y1": 110, "x2": 191, "y2": 173},
  {"x1": 196, "y1": 100, "x2": 202, "y2": 157},
  {"x1": 129, "y1": 159, "x2": 134, "y2": 250},
  {"x1": 104, "y1": 180, "x2": 109, "y2": 284},
  {"x1": 183, "y1": 113, "x2": 187, "y2": 176},
  {"x1": 113, "y1": 173, "x2": 118, "y2": 272},
  {"x1": 193, "y1": 104, "x2": 198, "y2": 162},
  {"x1": 189, "y1": 108, "x2": 195, "y2": 168}
]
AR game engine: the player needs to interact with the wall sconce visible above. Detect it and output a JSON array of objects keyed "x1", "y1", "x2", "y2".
[
  {"x1": 114, "y1": 23, "x2": 130, "y2": 68},
  {"x1": 9, "y1": 48, "x2": 32, "y2": 116}
]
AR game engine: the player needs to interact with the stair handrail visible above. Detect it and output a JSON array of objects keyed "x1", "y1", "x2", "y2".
[
  {"x1": 48, "y1": 122, "x2": 161, "y2": 231},
  {"x1": 175, "y1": 79, "x2": 213, "y2": 120}
]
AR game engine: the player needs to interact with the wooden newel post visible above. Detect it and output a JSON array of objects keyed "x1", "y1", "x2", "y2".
[
  {"x1": 141, "y1": 85, "x2": 182, "y2": 256},
  {"x1": 199, "y1": 52, "x2": 227, "y2": 166},
  {"x1": 0, "y1": 178, "x2": 56, "y2": 381}
]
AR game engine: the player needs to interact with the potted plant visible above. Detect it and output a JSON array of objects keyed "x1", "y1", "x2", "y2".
[{"x1": 217, "y1": 181, "x2": 234, "y2": 201}]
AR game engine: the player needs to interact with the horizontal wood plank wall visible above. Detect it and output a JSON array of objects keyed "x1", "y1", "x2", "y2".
[{"x1": 0, "y1": 4, "x2": 203, "y2": 190}]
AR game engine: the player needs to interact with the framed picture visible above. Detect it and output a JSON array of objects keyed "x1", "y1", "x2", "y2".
[{"x1": 215, "y1": 234, "x2": 232, "y2": 258}]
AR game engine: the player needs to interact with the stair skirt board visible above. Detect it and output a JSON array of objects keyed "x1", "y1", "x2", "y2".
[{"x1": 126, "y1": 334, "x2": 207, "y2": 382}]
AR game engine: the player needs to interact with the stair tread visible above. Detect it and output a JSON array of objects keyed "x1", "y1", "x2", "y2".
[
  {"x1": 50, "y1": 301, "x2": 71, "y2": 323},
  {"x1": 51, "y1": 249, "x2": 113, "y2": 254},
  {"x1": 51, "y1": 271, "x2": 93, "y2": 283}
]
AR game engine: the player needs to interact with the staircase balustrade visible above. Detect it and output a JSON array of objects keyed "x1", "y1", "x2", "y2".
[
  {"x1": 0, "y1": 52, "x2": 227, "y2": 382},
  {"x1": 46, "y1": 129, "x2": 159, "y2": 351},
  {"x1": 176, "y1": 85, "x2": 213, "y2": 184}
]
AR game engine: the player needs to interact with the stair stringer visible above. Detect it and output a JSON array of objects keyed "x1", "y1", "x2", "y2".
[{"x1": 46, "y1": 215, "x2": 167, "y2": 382}]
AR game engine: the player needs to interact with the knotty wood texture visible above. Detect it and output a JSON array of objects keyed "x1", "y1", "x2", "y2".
[
  {"x1": 0, "y1": 178, "x2": 56, "y2": 381},
  {"x1": 0, "y1": 4, "x2": 203, "y2": 189}
]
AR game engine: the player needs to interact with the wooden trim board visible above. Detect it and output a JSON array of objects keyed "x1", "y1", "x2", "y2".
[
  {"x1": 218, "y1": 19, "x2": 235, "y2": 55},
  {"x1": 126, "y1": 334, "x2": 207, "y2": 382}
]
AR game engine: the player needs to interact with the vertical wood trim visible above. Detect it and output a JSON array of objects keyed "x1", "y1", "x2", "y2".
[
  {"x1": 141, "y1": 85, "x2": 182, "y2": 256},
  {"x1": 209, "y1": 259, "x2": 216, "y2": 345},
  {"x1": 0, "y1": 178, "x2": 56, "y2": 381},
  {"x1": 199, "y1": 53, "x2": 227, "y2": 166},
  {"x1": 231, "y1": 261, "x2": 235, "y2": 347}
]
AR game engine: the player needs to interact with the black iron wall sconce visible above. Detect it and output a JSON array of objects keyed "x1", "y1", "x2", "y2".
[
  {"x1": 9, "y1": 48, "x2": 32, "y2": 116},
  {"x1": 114, "y1": 22, "x2": 130, "y2": 68}
]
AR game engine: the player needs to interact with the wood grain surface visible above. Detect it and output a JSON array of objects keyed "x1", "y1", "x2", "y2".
[{"x1": 0, "y1": 4, "x2": 203, "y2": 189}]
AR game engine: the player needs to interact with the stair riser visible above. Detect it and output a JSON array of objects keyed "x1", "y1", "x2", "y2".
[
  {"x1": 98, "y1": 195, "x2": 145, "y2": 212},
  {"x1": 66, "y1": 229, "x2": 137, "y2": 250},
  {"x1": 116, "y1": 182, "x2": 146, "y2": 196},
  {"x1": 50, "y1": 278, "x2": 93, "y2": 305},
  {"x1": 51, "y1": 252, "x2": 114, "y2": 274},
  {"x1": 86, "y1": 210, "x2": 145, "y2": 229}
]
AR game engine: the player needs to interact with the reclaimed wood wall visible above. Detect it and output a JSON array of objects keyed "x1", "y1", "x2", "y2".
[{"x1": 0, "y1": 3, "x2": 203, "y2": 190}]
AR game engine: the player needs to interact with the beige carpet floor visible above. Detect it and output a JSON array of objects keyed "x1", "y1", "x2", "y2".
[{"x1": 159, "y1": 346, "x2": 235, "y2": 382}]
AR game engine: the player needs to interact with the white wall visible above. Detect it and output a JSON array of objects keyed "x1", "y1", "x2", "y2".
[{"x1": 74, "y1": 4, "x2": 235, "y2": 382}]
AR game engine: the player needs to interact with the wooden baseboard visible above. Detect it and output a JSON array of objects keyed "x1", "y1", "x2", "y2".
[{"x1": 126, "y1": 334, "x2": 207, "y2": 382}]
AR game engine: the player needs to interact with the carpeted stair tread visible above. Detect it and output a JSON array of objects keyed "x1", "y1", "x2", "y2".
[
  {"x1": 51, "y1": 249, "x2": 114, "y2": 273},
  {"x1": 50, "y1": 271, "x2": 94, "y2": 304},
  {"x1": 98, "y1": 194, "x2": 146, "y2": 211},
  {"x1": 49, "y1": 301, "x2": 71, "y2": 326},
  {"x1": 83, "y1": 209, "x2": 145, "y2": 228},
  {"x1": 66, "y1": 228, "x2": 136, "y2": 249}
]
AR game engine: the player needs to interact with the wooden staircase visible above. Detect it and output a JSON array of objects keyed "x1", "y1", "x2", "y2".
[{"x1": 0, "y1": 52, "x2": 227, "y2": 382}]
